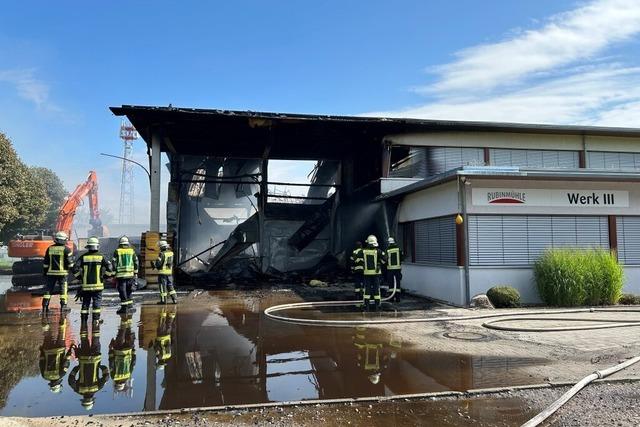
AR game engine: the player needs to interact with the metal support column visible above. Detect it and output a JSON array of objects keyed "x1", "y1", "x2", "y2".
[{"x1": 150, "y1": 131, "x2": 162, "y2": 232}]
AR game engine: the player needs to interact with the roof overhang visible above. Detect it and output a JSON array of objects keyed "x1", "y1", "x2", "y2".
[{"x1": 110, "y1": 105, "x2": 640, "y2": 160}]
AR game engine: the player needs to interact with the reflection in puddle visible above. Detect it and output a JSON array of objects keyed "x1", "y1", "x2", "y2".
[{"x1": 0, "y1": 289, "x2": 548, "y2": 416}]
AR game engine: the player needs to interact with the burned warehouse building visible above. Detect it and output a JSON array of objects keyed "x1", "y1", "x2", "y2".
[{"x1": 111, "y1": 105, "x2": 640, "y2": 305}]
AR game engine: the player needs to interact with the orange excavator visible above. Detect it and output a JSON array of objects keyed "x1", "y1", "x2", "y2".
[{"x1": 8, "y1": 171, "x2": 107, "y2": 286}]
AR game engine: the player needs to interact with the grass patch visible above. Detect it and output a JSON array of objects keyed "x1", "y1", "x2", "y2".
[{"x1": 533, "y1": 248, "x2": 623, "y2": 306}]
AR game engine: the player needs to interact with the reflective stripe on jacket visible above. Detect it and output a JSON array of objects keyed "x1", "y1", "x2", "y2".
[
  {"x1": 112, "y1": 247, "x2": 138, "y2": 278},
  {"x1": 44, "y1": 244, "x2": 74, "y2": 276},
  {"x1": 362, "y1": 248, "x2": 381, "y2": 276},
  {"x1": 386, "y1": 246, "x2": 402, "y2": 270},
  {"x1": 350, "y1": 248, "x2": 364, "y2": 273},
  {"x1": 155, "y1": 250, "x2": 174, "y2": 275},
  {"x1": 75, "y1": 252, "x2": 112, "y2": 291}
]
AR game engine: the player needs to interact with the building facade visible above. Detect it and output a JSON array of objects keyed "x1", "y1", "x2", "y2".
[{"x1": 381, "y1": 131, "x2": 640, "y2": 305}]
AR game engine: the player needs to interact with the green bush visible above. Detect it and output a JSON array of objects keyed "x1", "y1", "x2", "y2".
[
  {"x1": 486, "y1": 286, "x2": 521, "y2": 308},
  {"x1": 533, "y1": 248, "x2": 624, "y2": 306},
  {"x1": 619, "y1": 293, "x2": 640, "y2": 305}
]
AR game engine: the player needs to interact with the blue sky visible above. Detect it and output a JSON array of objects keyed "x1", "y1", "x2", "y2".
[{"x1": 1, "y1": 0, "x2": 639, "y2": 225}]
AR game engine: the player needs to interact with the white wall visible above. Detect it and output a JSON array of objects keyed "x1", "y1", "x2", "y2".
[
  {"x1": 623, "y1": 266, "x2": 640, "y2": 295},
  {"x1": 468, "y1": 267, "x2": 542, "y2": 304},
  {"x1": 398, "y1": 180, "x2": 459, "y2": 222},
  {"x1": 402, "y1": 263, "x2": 466, "y2": 306}
]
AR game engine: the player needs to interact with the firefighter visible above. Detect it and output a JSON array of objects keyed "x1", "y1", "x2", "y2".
[
  {"x1": 153, "y1": 306, "x2": 176, "y2": 370},
  {"x1": 109, "y1": 314, "x2": 136, "y2": 395},
  {"x1": 42, "y1": 231, "x2": 74, "y2": 313},
  {"x1": 362, "y1": 235, "x2": 385, "y2": 311},
  {"x1": 384, "y1": 237, "x2": 403, "y2": 302},
  {"x1": 349, "y1": 241, "x2": 364, "y2": 303},
  {"x1": 153, "y1": 240, "x2": 177, "y2": 304},
  {"x1": 39, "y1": 314, "x2": 72, "y2": 393},
  {"x1": 69, "y1": 318, "x2": 109, "y2": 411},
  {"x1": 112, "y1": 236, "x2": 139, "y2": 315},
  {"x1": 74, "y1": 237, "x2": 112, "y2": 322}
]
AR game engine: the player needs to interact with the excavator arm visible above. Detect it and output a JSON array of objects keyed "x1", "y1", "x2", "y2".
[{"x1": 55, "y1": 171, "x2": 106, "y2": 238}]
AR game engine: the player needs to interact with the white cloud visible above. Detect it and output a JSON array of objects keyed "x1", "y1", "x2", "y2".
[
  {"x1": 368, "y1": 0, "x2": 640, "y2": 128},
  {"x1": 0, "y1": 68, "x2": 60, "y2": 112},
  {"x1": 426, "y1": 0, "x2": 640, "y2": 93},
  {"x1": 372, "y1": 65, "x2": 640, "y2": 125}
]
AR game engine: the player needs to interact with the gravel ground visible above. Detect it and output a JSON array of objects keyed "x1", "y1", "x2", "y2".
[{"x1": 5, "y1": 379, "x2": 639, "y2": 427}]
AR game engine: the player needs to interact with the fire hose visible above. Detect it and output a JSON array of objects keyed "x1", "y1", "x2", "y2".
[{"x1": 263, "y1": 281, "x2": 640, "y2": 426}]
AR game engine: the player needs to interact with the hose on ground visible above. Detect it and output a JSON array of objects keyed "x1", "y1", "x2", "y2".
[
  {"x1": 264, "y1": 281, "x2": 640, "y2": 425},
  {"x1": 522, "y1": 355, "x2": 640, "y2": 427},
  {"x1": 264, "y1": 280, "x2": 640, "y2": 330}
]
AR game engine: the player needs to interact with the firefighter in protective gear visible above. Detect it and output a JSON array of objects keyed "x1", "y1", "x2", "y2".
[
  {"x1": 39, "y1": 314, "x2": 72, "y2": 393},
  {"x1": 109, "y1": 314, "x2": 136, "y2": 394},
  {"x1": 152, "y1": 306, "x2": 176, "y2": 370},
  {"x1": 69, "y1": 318, "x2": 109, "y2": 411},
  {"x1": 42, "y1": 231, "x2": 74, "y2": 313},
  {"x1": 112, "y1": 236, "x2": 139, "y2": 315},
  {"x1": 74, "y1": 237, "x2": 112, "y2": 321},
  {"x1": 349, "y1": 241, "x2": 364, "y2": 302},
  {"x1": 362, "y1": 235, "x2": 385, "y2": 311},
  {"x1": 152, "y1": 240, "x2": 176, "y2": 304},
  {"x1": 384, "y1": 237, "x2": 403, "y2": 302}
]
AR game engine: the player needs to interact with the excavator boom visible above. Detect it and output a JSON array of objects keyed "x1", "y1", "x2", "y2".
[{"x1": 55, "y1": 170, "x2": 105, "y2": 238}]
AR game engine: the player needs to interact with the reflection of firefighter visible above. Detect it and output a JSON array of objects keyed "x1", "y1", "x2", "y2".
[
  {"x1": 39, "y1": 314, "x2": 72, "y2": 393},
  {"x1": 352, "y1": 327, "x2": 401, "y2": 385},
  {"x1": 152, "y1": 307, "x2": 176, "y2": 369},
  {"x1": 69, "y1": 318, "x2": 109, "y2": 410},
  {"x1": 109, "y1": 314, "x2": 136, "y2": 395}
]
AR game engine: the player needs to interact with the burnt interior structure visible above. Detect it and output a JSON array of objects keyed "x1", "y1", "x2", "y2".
[{"x1": 110, "y1": 106, "x2": 411, "y2": 283}]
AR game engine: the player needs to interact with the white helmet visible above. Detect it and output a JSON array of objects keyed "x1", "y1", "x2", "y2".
[
  {"x1": 368, "y1": 373, "x2": 381, "y2": 385},
  {"x1": 158, "y1": 240, "x2": 169, "y2": 250},
  {"x1": 86, "y1": 236, "x2": 99, "y2": 250},
  {"x1": 54, "y1": 231, "x2": 68, "y2": 244},
  {"x1": 388, "y1": 237, "x2": 396, "y2": 245},
  {"x1": 119, "y1": 236, "x2": 130, "y2": 246},
  {"x1": 366, "y1": 235, "x2": 378, "y2": 247}
]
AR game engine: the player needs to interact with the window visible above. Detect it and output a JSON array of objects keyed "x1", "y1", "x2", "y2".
[
  {"x1": 468, "y1": 215, "x2": 609, "y2": 266},
  {"x1": 617, "y1": 216, "x2": 640, "y2": 265},
  {"x1": 489, "y1": 149, "x2": 579, "y2": 168},
  {"x1": 390, "y1": 147, "x2": 484, "y2": 179},
  {"x1": 401, "y1": 216, "x2": 457, "y2": 264},
  {"x1": 588, "y1": 151, "x2": 640, "y2": 170}
]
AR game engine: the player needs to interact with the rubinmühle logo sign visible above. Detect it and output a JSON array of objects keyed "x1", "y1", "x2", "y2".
[
  {"x1": 473, "y1": 188, "x2": 629, "y2": 208},
  {"x1": 487, "y1": 191, "x2": 526, "y2": 204}
]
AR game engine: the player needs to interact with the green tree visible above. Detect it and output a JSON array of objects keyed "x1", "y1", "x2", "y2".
[
  {"x1": 30, "y1": 167, "x2": 68, "y2": 231},
  {"x1": 0, "y1": 132, "x2": 50, "y2": 240}
]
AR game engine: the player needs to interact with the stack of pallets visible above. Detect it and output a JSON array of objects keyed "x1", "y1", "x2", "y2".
[{"x1": 140, "y1": 231, "x2": 174, "y2": 287}]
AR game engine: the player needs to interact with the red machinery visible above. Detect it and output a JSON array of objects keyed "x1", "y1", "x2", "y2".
[{"x1": 8, "y1": 171, "x2": 107, "y2": 285}]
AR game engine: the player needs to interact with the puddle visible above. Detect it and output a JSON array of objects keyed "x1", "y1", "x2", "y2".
[{"x1": 0, "y1": 283, "x2": 547, "y2": 416}]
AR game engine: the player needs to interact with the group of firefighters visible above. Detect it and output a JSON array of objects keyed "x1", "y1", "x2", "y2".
[
  {"x1": 42, "y1": 231, "x2": 177, "y2": 320},
  {"x1": 350, "y1": 234, "x2": 403, "y2": 311}
]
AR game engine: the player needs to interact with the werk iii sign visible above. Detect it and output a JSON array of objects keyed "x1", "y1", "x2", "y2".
[{"x1": 472, "y1": 188, "x2": 629, "y2": 207}]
